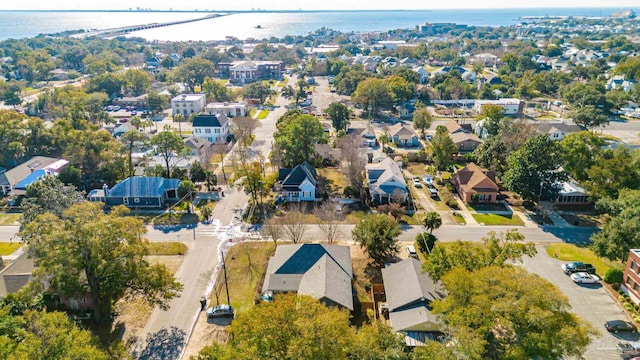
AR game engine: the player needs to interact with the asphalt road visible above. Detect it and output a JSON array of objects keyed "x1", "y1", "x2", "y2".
[{"x1": 522, "y1": 246, "x2": 635, "y2": 360}]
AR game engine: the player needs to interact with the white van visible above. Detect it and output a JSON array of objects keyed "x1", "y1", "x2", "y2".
[{"x1": 406, "y1": 245, "x2": 418, "y2": 258}]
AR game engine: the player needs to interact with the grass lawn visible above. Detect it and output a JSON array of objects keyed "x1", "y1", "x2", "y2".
[
  {"x1": 407, "y1": 163, "x2": 428, "y2": 177},
  {"x1": 472, "y1": 213, "x2": 524, "y2": 226},
  {"x1": 318, "y1": 168, "x2": 349, "y2": 189},
  {"x1": 545, "y1": 243, "x2": 622, "y2": 277},
  {"x1": 467, "y1": 203, "x2": 508, "y2": 212},
  {"x1": 248, "y1": 109, "x2": 257, "y2": 117},
  {"x1": 346, "y1": 210, "x2": 368, "y2": 224},
  {"x1": 401, "y1": 214, "x2": 421, "y2": 225},
  {"x1": 210, "y1": 242, "x2": 275, "y2": 314},
  {"x1": 0, "y1": 213, "x2": 21, "y2": 225},
  {"x1": 452, "y1": 212, "x2": 466, "y2": 224},
  {"x1": 257, "y1": 110, "x2": 269, "y2": 119},
  {"x1": 147, "y1": 242, "x2": 188, "y2": 255},
  {"x1": 440, "y1": 172, "x2": 451, "y2": 180},
  {"x1": 0, "y1": 243, "x2": 21, "y2": 255}
]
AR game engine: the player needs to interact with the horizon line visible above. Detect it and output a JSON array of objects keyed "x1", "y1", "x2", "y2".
[{"x1": 0, "y1": 6, "x2": 637, "y2": 12}]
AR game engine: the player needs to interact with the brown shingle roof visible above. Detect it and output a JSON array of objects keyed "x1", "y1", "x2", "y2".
[{"x1": 455, "y1": 163, "x2": 498, "y2": 193}]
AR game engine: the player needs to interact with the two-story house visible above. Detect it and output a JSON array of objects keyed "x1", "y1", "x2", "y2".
[
  {"x1": 192, "y1": 114, "x2": 230, "y2": 144},
  {"x1": 205, "y1": 102, "x2": 248, "y2": 118},
  {"x1": 171, "y1": 94, "x2": 207, "y2": 117}
]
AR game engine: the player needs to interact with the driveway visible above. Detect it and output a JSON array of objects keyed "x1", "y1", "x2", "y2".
[{"x1": 521, "y1": 246, "x2": 635, "y2": 360}]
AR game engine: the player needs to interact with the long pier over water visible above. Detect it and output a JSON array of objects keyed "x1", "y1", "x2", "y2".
[{"x1": 72, "y1": 13, "x2": 226, "y2": 38}]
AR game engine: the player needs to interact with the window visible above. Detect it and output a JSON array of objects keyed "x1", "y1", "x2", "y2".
[
  {"x1": 487, "y1": 195, "x2": 492, "y2": 201},
  {"x1": 632, "y1": 261, "x2": 637, "y2": 271},
  {"x1": 634, "y1": 283, "x2": 639, "y2": 291},
  {"x1": 134, "y1": 198, "x2": 140, "y2": 203},
  {"x1": 303, "y1": 192, "x2": 311, "y2": 197},
  {"x1": 215, "y1": 128, "x2": 220, "y2": 133},
  {"x1": 205, "y1": 128, "x2": 211, "y2": 133},
  {"x1": 195, "y1": 129, "x2": 200, "y2": 134},
  {"x1": 627, "y1": 276, "x2": 633, "y2": 285}
]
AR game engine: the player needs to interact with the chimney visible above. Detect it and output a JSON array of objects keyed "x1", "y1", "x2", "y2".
[{"x1": 102, "y1": 183, "x2": 109, "y2": 197}]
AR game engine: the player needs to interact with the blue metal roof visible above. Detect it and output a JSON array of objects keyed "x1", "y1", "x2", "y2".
[
  {"x1": 15, "y1": 169, "x2": 51, "y2": 190},
  {"x1": 107, "y1": 177, "x2": 180, "y2": 198}
]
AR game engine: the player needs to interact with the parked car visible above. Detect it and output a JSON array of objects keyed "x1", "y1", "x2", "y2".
[
  {"x1": 206, "y1": 304, "x2": 234, "y2": 319},
  {"x1": 406, "y1": 245, "x2": 418, "y2": 258},
  {"x1": 570, "y1": 272, "x2": 600, "y2": 284},
  {"x1": 413, "y1": 178, "x2": 422, "y2": 188},
  {"x1": 562, "y1": 262, "x2": 596, "y2": 275},
  {"x1": 618, "y1": 342, "x2": 640, "y2": 358},
  {"x1": 606, "y1": 320, "x2": 638, "y2": 334}
]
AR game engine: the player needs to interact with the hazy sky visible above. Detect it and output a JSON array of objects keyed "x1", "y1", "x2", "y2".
[{"x1": 4, "y1": 1, "x2": 640, "y2": 10}]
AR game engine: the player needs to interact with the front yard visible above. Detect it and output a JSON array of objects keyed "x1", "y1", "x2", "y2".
[
  {"x1": 317, "y1": 168, "x2": 349, "y2": 196},
  {"x1": 0, "y1": 213, "x2": 21, "y2": 225},
  {"x1": 472, "y1": 213, "x2": 525, "y2": 226},
  {"x1": 0, "y1": 243, "x2": 21, "y2": 255}
]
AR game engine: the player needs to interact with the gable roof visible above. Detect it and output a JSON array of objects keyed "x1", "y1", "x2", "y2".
[
  {"x1": 192, "y1": 114, "x2": 229, "y2": 128},
  {"x1": 455, "y1": 163, "x2": 498, "y2": 193},
  {"x1": 449, "y1": 132, "x2": 483, "y2": 145},
  {"x1": 366, "y1": 157, "x2": 407, "y2": 196},
  {"x1": 535, "y1": 122, "x2": 582, "y2": 135},
  {"x1": 278, "y1": 162, "x2": 317, "y2": 191},
  {"x1": 184, "y1": 135, "x2": 212, "y2": 152},
  {"x1": 107, "y1": 176, "x2": 181, "y2": 198},
  {"x1": 382, "y1": 258, "x2": 444, "y2": 332},
  {"x1": 388, "y1": 123, "x2": 418, "y2": 138},
  {"x1": 0, "y1": 156, "x2": 61, "y2": 188},
  {"x1": 443, "y1": 120, "x2": 465, "y2": 134},
  {"x1": 263, "y1": 244, "x2": 353, "y2": 310},
  {"x1": 0, "y1": 252, "x2": 34, "y2": 297}
]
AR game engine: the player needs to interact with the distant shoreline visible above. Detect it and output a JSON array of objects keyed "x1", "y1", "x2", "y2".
[{"x1": 0, "y1": 7, "x2": 636, "y2": 14}]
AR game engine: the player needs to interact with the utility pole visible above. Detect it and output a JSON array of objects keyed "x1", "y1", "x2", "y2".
[{"x1": 222, "y1": 249, "x2": 231, "y2": 305}]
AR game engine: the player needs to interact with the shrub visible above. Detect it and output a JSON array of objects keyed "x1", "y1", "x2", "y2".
[
  {"x1": 415, "y1": 233, "x2": 437, "y2": 254},
  {"x1": 619, "y1": 288, "x2": 626, "y2": 295},
  {"x1": 604, "y1": 268, "x2": 624, "y2": 284},
  {"x1": 470, "y1": 193, "x2": 479, "y2": 204},
  {"x1": 446, "y1": 199, "x2": 459, "y2": 209},
  {"x1": 625, "y1": 303, "x2": 635, "y2": 311},
  {"x1": 343, "y1": 186, "x2": 359, "y2": 198}
]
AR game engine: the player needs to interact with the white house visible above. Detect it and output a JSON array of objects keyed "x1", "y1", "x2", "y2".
[
  {"x1": 473, "y1": 98, "x2": 524, "y2": 116},
  {"x1": 277, "y1": 162, "x2": 317, "y2": 202},
  {"x1": 366, "y1": 157, "x2": 408, "y2": 204},
  {"x1": 412, "y1": 66, "x2": 430, "y2": 83},
  {"x1": 607, "y1": 75, "x2": 637, "y2": 92},
  {"x1": 171, "y1": 94, "x2": 207, "y2": 117},
  {"x1": 205, "y1": 102, "x2": 248, "y2": 118},
  {"x1": 192, "y1": 114, "x2": 230, "y2": 144}
]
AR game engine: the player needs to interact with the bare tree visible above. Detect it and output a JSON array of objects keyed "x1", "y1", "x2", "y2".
[
  {"x1": 261, "y1": 217, "x2": 284, "y2": 247},
  {"x1": 315, "y1": 202, "x2": 343, "y2": 244},
  {"x1": 231, "y1": 116, "x2": 260, "y2": 148},
  {"x1": 338, "y1": 134, "x2": 366, "y2": 192},
  {"x1": 211, "y1": 143, "x2": 229, "y2": 183},
  {"x1": 283, "y1": 206, "x2": 307, "y2": 244},
  {"x1": 500, "y1": 118, "x2": 536, "y2": 153}
]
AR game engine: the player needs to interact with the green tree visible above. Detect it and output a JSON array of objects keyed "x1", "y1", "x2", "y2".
[
  {"x1": 120, "y1": 129, "x2": 147, "y2": 178},
  {"x1": 196, "y1": 294, "x2": 355, "y2": 360},
  {"x1": 473, "y1": 136, "x2": 508, "y2": 175},
  {"x1": 386, "y1": 75, "x2": 413, "y2": 104},
  {"x1": 584, "y1": 146, "x2": 640, "y2": 199},
  {"x1": 326, "y1": 102, "x2": 350, "y2": 131},
  {"x1": 189, "y1": 161, "x2": 207, "y2": 183},
  {"x1": 151, "y1": 131, "x2": 187, "y2": 178},
  {"x1": 234, "y1": 162, "x2": 265, "y2": 208},
  {"x1": 243, "y1": 82, "x2": 275, "y2": 104},
  {"x1": 503, "y1": 134, "x2": 567, "y2": 202},
  {"x1": 147, "y1": 91, "x2": 169, "y2": 114},
  {"x1": 422, "y1": 211, "x2": 442, "y2": 234},
  {"x1": 0, "y1": 309, "x2": 110, "y2": 359},
  {"x1": 123, "y1": 69, "x2": 151, "y2": 96},
  {"x1": 178, "y1": 180, "x2": 196, "y2": 202},
  {"x1": 423, "y1": 229, "x2": 536, "y2": 281},
  {"x1": 274, "y1": 114, "x2": 325, "y2": 167},
  {"x1": 171, "y1": 57, "x2": 216, "y2": 92},
  {"x1": 572, "y1": 105, "x2": 609, "y2": 129},
  {"x1": 378, "y1": 133, "x2": 391, "y2": 152},
  {"x1": 431, "y1": 125, "x2": 457, "y2": 170},
  {"x1": 433, "y1": 266, "x2": 596, "y2": 360},
  {"x1": 559, "y1": 131, "x2": 604, "y2": 181},
  {"x1": 591, "y1": 189, "x2": 640, "y2": 262},
  {"x1": 352, "y1": 214, "x2": 401, "y2": 266},
  {"x1": 478, "y1": 104, "x2": 504, "y2": 137},
  {"x1": 352, "y1": 78, "x2": 393, "y2": 116},
  {"x1": 348, "y1": 319, "x2": 408, "y2": 360},
  {"x1": 202, "y1": 76, "x2": 231, "y2": 102},
  {"x1": 20, "y1": 176, "x2": 85, "y2": 227},
  {"x1": 19, "y1": 202, "x2": 182, "y2": 324},
  {"x1": 4, "y1": 84, "x2": 22, "y2": 107},
  {"x1": 412, "y1": 108, "x2": 432, "y2": 134}
]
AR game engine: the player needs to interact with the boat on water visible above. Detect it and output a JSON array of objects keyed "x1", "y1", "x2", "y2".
[{"x1": 255, "y1": 25, "x2": 263, "y2": 29}]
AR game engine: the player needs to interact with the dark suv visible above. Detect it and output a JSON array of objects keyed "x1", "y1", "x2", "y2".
[{"x1": 562, "y1": 262, "x2": 596, "y2": 275}]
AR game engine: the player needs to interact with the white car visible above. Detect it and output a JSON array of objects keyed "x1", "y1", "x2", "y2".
[
  {"x1": 570, "y1": 272, "x2": 599, "y2": 284},
  {"x1": 412, "y1": 178, "x2": 422, "y2": 188}
]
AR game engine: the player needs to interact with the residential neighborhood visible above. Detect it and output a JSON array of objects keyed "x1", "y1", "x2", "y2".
[{"x1": 1, "y1": 6, "x2": 640, "y2": 360}]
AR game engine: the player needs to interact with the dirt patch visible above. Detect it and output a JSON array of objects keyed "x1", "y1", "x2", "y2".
[
  {"x1": 113, "y1": 255, "x2": 184, "y2": 345},
  {"x1": 181, "y1": 314, "x2": 231, "y2": 358},
  {"x1": 350, "y1": 245, "x2": 382, "y2": 303},
  {"x1": 559, "y1": 213, "x2": 602, "y2": 227}
]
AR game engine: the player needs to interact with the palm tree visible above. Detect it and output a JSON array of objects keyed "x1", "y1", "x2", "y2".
[
  {"x1": 423, "y1": 211, "x2": 442, "y2": 235},
  {"x1": 378, "y1": 133, "x2": 390, "y2": 152}
]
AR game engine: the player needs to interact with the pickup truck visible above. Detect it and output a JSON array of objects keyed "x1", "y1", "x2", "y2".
[
  {"x1": 562, "y1": 261, "x2": 596, "y2": 275},
  {"x1": 618, "y1": 342, "x2": 640, "y2": 359}
]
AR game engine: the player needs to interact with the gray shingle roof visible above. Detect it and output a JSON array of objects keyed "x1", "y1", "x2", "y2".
[
  {"x1": 278, "y1": 162, "x2": 317, "y2": 191},
  {"x1": 263, "y1": 244, "x2": 353, "y2": 310}
]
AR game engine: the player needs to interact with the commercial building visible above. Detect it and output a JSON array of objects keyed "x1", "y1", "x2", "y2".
[
  {"x1": 622, "y1": 249, "x2": 640, "y2": 305},
  {"x1": 205, "y1": 102, "x2": 248, "y2": 118},
  {"x1": 216, "y1": 60, "x2": 284, "y2": 84},
  {"x1": 171, "y1": 94, "x2": 207, "y2": 117},
  {"x1": 473, "y1": 98, "x2": 524, "y2": 116}
]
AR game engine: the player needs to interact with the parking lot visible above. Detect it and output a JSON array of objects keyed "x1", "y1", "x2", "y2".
[{"x1": 521, "y1": 246, "x2": 636, "y2": 359}]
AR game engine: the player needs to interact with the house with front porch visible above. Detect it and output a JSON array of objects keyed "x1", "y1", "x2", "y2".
[
  {"x1": 366, "y1": 157, "x2": 408, "y2": 204},
  {"x1": 277, "y1": 162, "x2": 317, "y2": 202},
  {"x1": 192, "y1": 114, "x2": 230, "y2": 144},
  {"x1": 388, "y1": 123, "x2": 419, "y2": 147},
  {"x1": 452, "y1": 163, "x2": 499, "y2": 203},
  {"x1": 450, "y1": 132, "x2": 483, "y2": 153},
  {"x1": 87, "y1": 176, "x2": 180, "y2": 208}
]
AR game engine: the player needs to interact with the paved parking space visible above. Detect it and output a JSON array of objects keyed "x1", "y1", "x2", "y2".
[{"x1": 521, "y1": 246, "x2": 637, "y2": 359}]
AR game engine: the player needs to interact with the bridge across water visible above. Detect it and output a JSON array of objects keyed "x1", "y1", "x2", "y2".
[{"x1": 72, "y1": 13, "x2": 227, "y2": 38}]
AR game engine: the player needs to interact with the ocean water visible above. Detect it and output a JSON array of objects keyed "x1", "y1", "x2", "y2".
[{"x1": 0, "y1": 8, "x2": 636, "y2": 42}]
